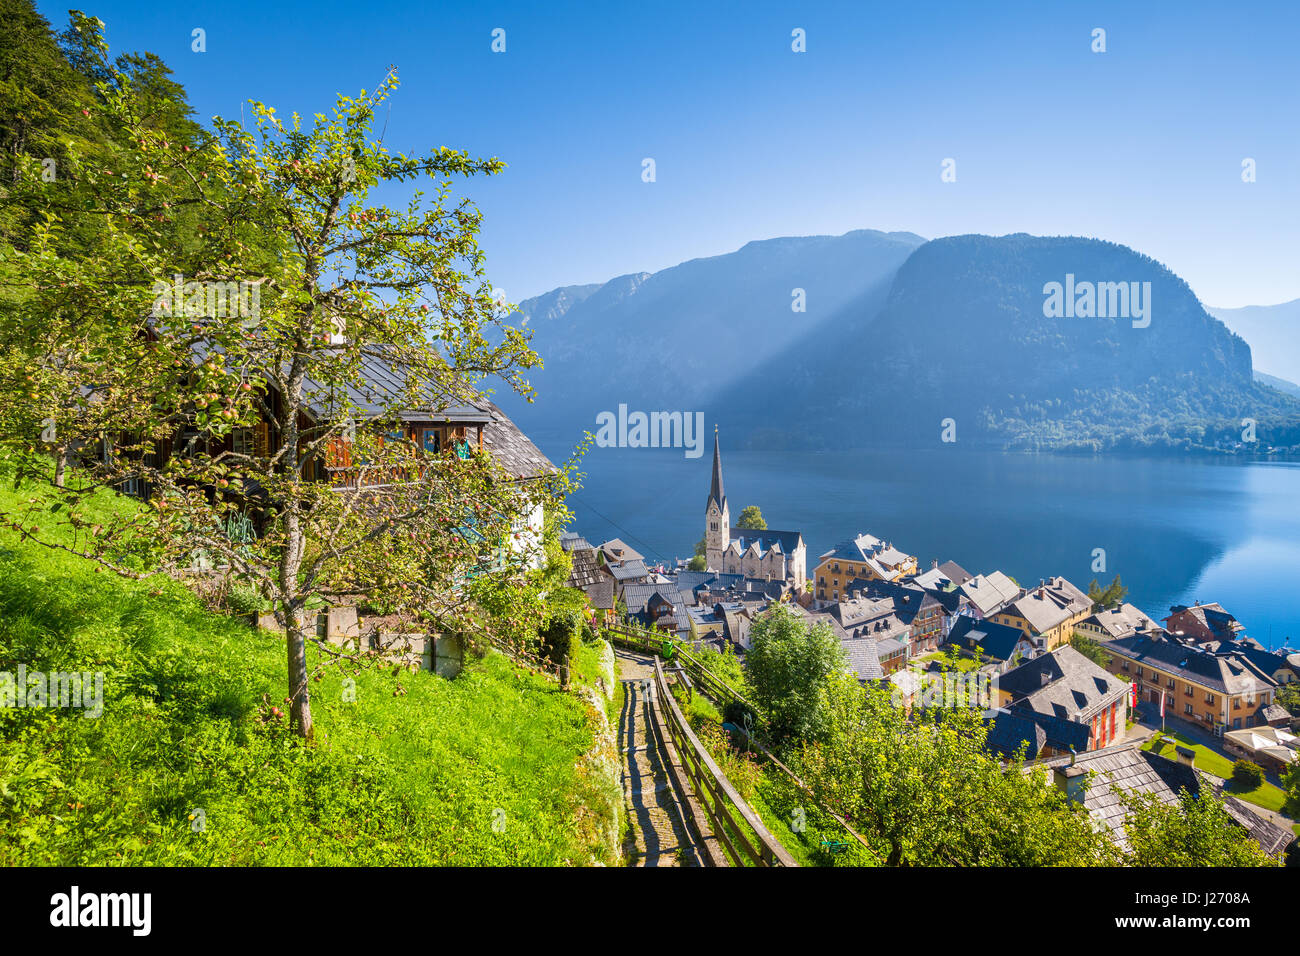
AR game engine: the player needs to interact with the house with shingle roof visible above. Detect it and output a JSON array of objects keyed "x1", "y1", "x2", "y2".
[
  {"x1": 598, "y1": 538, "x2": 643, "y2": 565},
  {"x1": 1037, "y1": 740, "x2": 1293, "y2": 858},
  {"x1": 956, "y1": 571, "x2": 1022, "y2": 620},
  {"x1": 1076, "y1": 602, "x2": 1159, "y2": 641},
  {"x1": 1164, "y1": 602, "x2": 1244, "y2": 644},
  {"x1": 619, "y1": 582, "x2": 690, "y2": 637},
  {"x1": 813, "y1": 531, "x2": 918, "y2": 600},
  {"x1": 946, "y1": 615, "x2": 1036, "y2": 670},
  {"x1": 992, "y1": 576, "x2": 1092, "y2": 651},
  {"x1": 997, "y1": 645, "x2": 1130, "y2": 753},
  {"x1": 1101, "y1": 631, "x2": 1279, "y2": 733}
]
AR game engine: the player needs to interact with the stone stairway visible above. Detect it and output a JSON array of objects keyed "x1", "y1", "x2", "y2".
[{"x1": 615, "y1": 648, "x2": 702, "y2": 867}]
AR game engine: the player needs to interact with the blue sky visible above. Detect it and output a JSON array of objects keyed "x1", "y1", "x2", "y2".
[{"x1": 42, "y1": 0, "x2": 1300, "y2": 307}]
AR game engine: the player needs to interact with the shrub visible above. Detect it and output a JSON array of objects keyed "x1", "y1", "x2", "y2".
[
  {"x1": 225, "y1": 582, "x2": 268, "y2": 616},
  {"x1": 1232, "y1": 760, "x2": 1265, "y2": 789}
]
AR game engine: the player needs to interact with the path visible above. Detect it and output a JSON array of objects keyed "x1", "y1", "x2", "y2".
[{"x1": 615, "y1": 647, "x2": 703, "y2": 867}]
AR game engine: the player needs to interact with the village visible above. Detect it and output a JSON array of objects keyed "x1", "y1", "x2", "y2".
[{"x1": 560, "y1": 430, "x2": 1300, "y2": 860}]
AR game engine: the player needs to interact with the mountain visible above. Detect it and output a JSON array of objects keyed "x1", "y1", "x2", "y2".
[
  {"x1": 717, "y1": 234, "x2": 1300, "y2": 453},
  {"x1": 495, "y1": 229, "x2": 926, "y2": 432},
  {"x1": 1255, "y1": 370, "x2": 1300, "y2": 399},
  {"x1": 1207, "y1": 299, "x2": 1300, "y2": 384}
]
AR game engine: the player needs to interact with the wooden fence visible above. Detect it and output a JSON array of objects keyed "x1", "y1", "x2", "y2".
[
  {"x1": 650, "y1": 655, "x2": 797, "y2": 867},
  {"x1": 605, "y1": 618, "x2": 879, "y2": 863}
]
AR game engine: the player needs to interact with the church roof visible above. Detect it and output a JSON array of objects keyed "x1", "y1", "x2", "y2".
[{"x1": 730, "y1": 528, "x2": 804, "y2": 557}]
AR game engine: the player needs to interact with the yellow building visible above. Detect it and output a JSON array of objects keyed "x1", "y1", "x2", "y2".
[
  {"x1": 1100, "y1": 631, "x2": 1277, "y2": 733},
  {"x1": 992, "y1": 576, "x2": 1092, "y2": 652},
  {"x1": 814, "y1": 532, "x2": 918, "y2": 601}
]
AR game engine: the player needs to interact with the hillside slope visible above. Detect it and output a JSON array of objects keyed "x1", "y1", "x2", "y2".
[{"x1": 0, "y1": 473, "x2": 616, "y2": 865}]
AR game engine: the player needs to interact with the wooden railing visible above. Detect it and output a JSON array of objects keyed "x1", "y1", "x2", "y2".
[
  {"x1": 603, "y1": 621, "x2": 760, "y2": 716},
  {"x1": 605, "y1": 619, "x2": 879, "y2": 863},
  {"x1": 651, "y1": 655, "x2": 797, "y2": 867}
]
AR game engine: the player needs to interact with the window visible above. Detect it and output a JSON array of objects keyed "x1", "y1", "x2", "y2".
[
  {"x1": 1205, "y1": 692, "x2": 1214, "y2": 703},
  {"x1": 1167, "y1": 677, "x2": 1175, "y2": 688},
  {"x1": 1184, "y1": 703, "x2": 1193, "y2": 715},
  {"x1": 1184, "y1": 685, "x2": 1193, "y2": 697},
  {"x1": 1136, "y1": 666, "x2": 1144, "y2": 678},
  {"x1": 232, "y1": 428, "x2": 253, "y2": 457},
  {"x1": 421, "y1": 428, "x2": 441, "y2": 454},
  {"x1": 1121, "y1": 661, "x2": 1130, "y2": 671}
]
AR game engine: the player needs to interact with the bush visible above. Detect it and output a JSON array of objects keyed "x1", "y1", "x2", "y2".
[
  {"x1": 1232, "y1": 759, "x2": 1265, "y2": 789},
  {"x1": 225, "y1": 582, "x2": 268, "y2": 616},
  {"x1": 722, "y1": 700, "x2": 758, "y2": 733}
]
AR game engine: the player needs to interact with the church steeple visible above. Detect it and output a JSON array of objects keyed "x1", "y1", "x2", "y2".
[
  {"x1": 707, "y1": 425, "x2": 726, "y2": 512},
  {"x1": 705, "y1": 425, "x2": 730, "y2": 558}
]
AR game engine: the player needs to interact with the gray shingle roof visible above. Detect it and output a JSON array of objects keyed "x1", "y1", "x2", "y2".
[
  {"x1": 583, "y1": 578, "x2": 615, "y2": 610},
  {"x1": 1004, "y1": 576, "x2": 1091, "y2": 634},
  {"x1": 985, "y1": 711, "x2": 1048, "y2": 759},
  {"x1": 999, "y1": 645, "x2": 1127, "y2": 720},
  {"x1": 480, "y1": 400, "x2": 556, "y2": 479},
  {"x1": 959, "y1": 571, "x2": 1022, "y2": 616},
  {"x1": 1038, "y1": 741, "x2": 1294, "y2": 856},
  {"x1": 566, "y1": 547, "x2": 604, "y2": 589},
  {"x1": 608, "y1": 559, "x2": 649, "y2": 582},
  {"x1": 1103, "y1": 633, "x2": 1276, "y2": 697}
]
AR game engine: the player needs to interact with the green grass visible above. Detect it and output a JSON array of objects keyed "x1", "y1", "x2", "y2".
[
  {"x1": 0, "y1": 470, "x2": 613, "y2": 865},
  {"x1": 917, "y1": 652, "x2": 981, "y2": 673},
  {"x1": 1142, "y1": 732, "x2": 1290, "y2": 816}
]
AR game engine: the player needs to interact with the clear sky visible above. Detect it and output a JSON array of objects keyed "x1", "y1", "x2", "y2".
[{"x1": 41, "y1": 0, "x2": 1300, "y2": 307}]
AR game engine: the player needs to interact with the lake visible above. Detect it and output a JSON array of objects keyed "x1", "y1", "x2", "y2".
[{"x1": 532, "y1": 433, "x2": 1300, "y2": 651}]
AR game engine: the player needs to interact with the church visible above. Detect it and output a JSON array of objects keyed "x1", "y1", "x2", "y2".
[{"x1": 704, "y1": 429, "x2": 807, "y2": 590}]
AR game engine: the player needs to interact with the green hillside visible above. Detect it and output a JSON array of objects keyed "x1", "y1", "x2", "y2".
[{"x1": 0, "y1": 471, "x2": 616, "y2": 866}]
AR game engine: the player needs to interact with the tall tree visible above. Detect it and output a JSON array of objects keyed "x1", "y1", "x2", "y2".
[
  {"x1": 1120, "y1": 789, "x2": 1281, "y2": 867},
  {"x1": 797, "y1": 673, "x2": 1121, "y2": 866},
  {"x1": 744, "y1": 605, "x2": 845, "y2": 743},
  {"x1": 0, "y1": 67, "x2": 560, "y2": 739},
  {"x1": 736, "y1": 505, "x2": 766, "y2": 530}
]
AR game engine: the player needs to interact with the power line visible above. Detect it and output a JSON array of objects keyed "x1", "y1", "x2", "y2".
[{"x1": 566, "y1": 493, "x2": 672, "y2": 566}]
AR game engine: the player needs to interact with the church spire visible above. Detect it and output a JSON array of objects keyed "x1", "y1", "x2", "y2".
[{"x1": 707, "y1": 425, "x2": 726, "y2": 512}]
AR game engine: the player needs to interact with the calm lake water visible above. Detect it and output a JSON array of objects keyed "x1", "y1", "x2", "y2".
[{"x1": 534, "y1": 435, "x2": 1300, "y2": 651}]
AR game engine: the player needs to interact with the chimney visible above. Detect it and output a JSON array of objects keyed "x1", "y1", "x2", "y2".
[
  {"x1": 931, "y1": 559, "x2": 939, "y2": 570},
  {"x1": 1174, "y1": 745, "x2": 1196, "y2": 768},
  {"x1": 1053, "y1": 763, "x2": 1087, "y2": 805}
]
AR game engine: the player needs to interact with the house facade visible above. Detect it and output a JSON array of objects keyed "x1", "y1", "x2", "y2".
[
  {"x1": 992, "y1": 576, "x2": 1092, "y2": 652},
  {"x1": 813, "y1": 533, "x2": 918, "y2": 601},
  {"x1": 1101, "y1": 631, "x2": 1278, "y2": 733}
]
